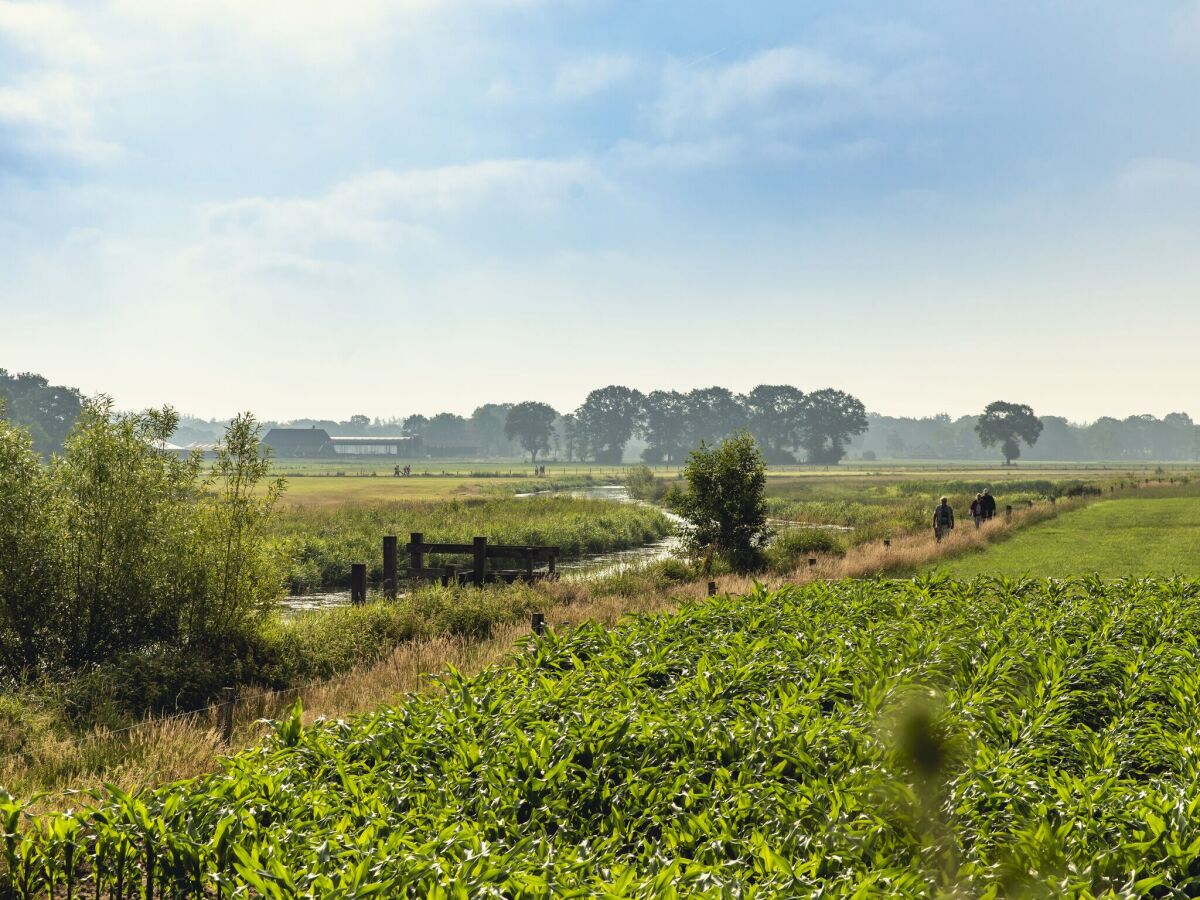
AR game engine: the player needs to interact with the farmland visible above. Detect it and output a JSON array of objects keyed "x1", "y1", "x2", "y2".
[{"x1": 8, "y1": 576, "x2": 1200, "y2": 896}]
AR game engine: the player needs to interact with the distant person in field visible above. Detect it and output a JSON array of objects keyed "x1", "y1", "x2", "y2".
[
  {"x1": 934, "y1": 496, "x2": 955, "y2": 541},
  {"x1": 970, "y1": 492, "x2": 984, "y2": 528},
  {"x1": 981, "y1": 488, "x2": 996, "y2": 520}
]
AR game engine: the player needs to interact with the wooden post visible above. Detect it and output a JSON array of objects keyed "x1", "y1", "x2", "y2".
[
  {"x1": 441, "y1": 566, "x2": 456, "y2": 588},
  {"x1": 531, "y1": 612, "x2": 546, "y2": 635},
  {"x1": 707, "y1": 581, "x2": 717, "y2": 596},
  {"x1": 473, "y1": 536, "x2": 488, "y2": 587},
  {"x1": 525, "y1": 550, "x2": 534, "y2": 582},
  {"x1": 410, "y1": 532, "x2": 424, "y2": 574},
  {"x1": 808, "y1": 558, "x2": 817, "y2": 568},
  {"x1": 548, "y1": 553, "x2": 557, "y2": 578},
  {"x1": 382, "y1": 535, "x2": 398, "y2": 599},
  {"x1": 219, "y1": 687, "x2": 236, "y2": 744},
  {"x1": 351, "y1": 563, "x2": 367, "y2": 605},
  {"x1": 1005, "y1": 505, "x2": 1012, "y2": 520},
  {"x1": 883, "y1": 538, "x2": 891, "y2": 549}
]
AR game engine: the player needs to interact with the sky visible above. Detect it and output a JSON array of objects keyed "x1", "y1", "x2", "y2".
[{"x1": 2, "y1": 0, "x2": 1199, "y2": 423}]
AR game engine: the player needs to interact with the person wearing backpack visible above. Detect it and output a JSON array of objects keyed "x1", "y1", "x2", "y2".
[
  {"x1": 933, "y1": 496, "x2": 955, "y2": 542},
  {"x1": 981, "y1": 488, "x2": 996, "y2": 520}
]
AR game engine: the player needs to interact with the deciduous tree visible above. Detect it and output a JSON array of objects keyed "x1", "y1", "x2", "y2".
[{"x1": 975, "y1": 401, "x2": 1043, "y2": 464}]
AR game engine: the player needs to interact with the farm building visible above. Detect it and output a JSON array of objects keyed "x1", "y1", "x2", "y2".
[
  {"x1": 262, "y1": 428, "x2": 335, "y2": 457},
  {"x1": 328, "y1": 435, "x2": 424, "y2": 456}
]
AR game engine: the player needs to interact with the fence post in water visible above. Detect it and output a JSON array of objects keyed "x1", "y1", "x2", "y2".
[
  {"x1": 219, "y1": 687, "x2": 236, "y2": 744},
  {"x1": 351, "y1": 563, "x2": 367, "y2": 605},
  {"x1": 382, "y1": 535, "x2": 398, "y2": 599},
  {"x1": 473, "y1": 536, "x2": 488, "y2": 587},
  {"x1": 532, "y1": 612, "x2": 546, "y2": 635}
]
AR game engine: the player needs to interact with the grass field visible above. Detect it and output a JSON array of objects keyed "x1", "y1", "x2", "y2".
[{"x1": 936, "y1": 497, "x2": 1200, "y2": 578}]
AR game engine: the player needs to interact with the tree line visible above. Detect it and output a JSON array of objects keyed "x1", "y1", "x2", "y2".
[
  {"x1": 506, "y1": 385, "x2": 869, "y2": 465},
  {"x1": 861, "y1": 410, "x2": 1199, "y2": 462}
]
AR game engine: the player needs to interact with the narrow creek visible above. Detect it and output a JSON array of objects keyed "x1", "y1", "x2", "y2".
[{"x1": 280, "y1": 484, "x2": 685, "y2": 615}]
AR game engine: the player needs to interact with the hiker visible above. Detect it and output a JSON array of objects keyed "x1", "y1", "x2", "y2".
[
  {"x1": 981, "y1": 488, "x2": 996, "y2": 520},
  {"x1": 934, "y1": 496, "x2": 955, "y2": 542},
  {"x1": 970, "y1": 493, "x2": 984, "y2": 528},
  {"x1": 394, "y1": 464, "x2": 401, "y2": 477}
]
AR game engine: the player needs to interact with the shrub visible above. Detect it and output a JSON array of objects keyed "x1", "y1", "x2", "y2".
[
  {"x1": 623, "y1": 465, "x2": 667, "y2": 501},
  {"x1": 764, "y1": 528, "x2": 846, "y2": 572},
  {"x1": 675, "y1": 432, "x2": 770, "y2": 571}
]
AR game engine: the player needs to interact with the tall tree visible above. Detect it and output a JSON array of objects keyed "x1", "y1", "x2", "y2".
[
  {"x1": 470, "y1": 404, "x2": 515, "y2": 457},
  {"x1": 637, "y1": 390, "x2": 689, "y2": 463},
  {"x1": 504, "y1": 402, "x2": 558, "y2": 463},
  {"x1": 576, "y1": 385, "x2": 644, "y2": 463},
  {"x1": 799, "y1": 388, "x2": 868, "y2": 465},
  {"x1": 741, "y1": 384, "x2": 805, "y2": 463},
  {"x1": 0, "y1": 369, "x2": 83, "y2": 457},
  {"x1": 684, "y1": 386, "x2": 746, "y2": 449},
  {"x1": 975, "y1": 401, "x2": 1043, "y2": 465}
]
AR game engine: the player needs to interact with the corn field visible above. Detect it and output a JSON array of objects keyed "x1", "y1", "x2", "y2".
[{"x1": 5, "y1": 575, "x2": 1200, "y2": 896}]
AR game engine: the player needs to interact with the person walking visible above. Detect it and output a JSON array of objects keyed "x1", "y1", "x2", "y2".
[
  {"x1": 934, "y1": 496, "x2": 955, "y2": 542},
  {"x1": 981, "y1": 488, "x2": 996, "y2": 520},
  {"x1": 970, "y1": 493, "x2": 984, "y2": 528}
]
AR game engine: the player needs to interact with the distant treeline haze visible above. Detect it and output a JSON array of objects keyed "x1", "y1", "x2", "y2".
[{"x1": 4, "y1": 369, "x2": 1198, "y2": 462}]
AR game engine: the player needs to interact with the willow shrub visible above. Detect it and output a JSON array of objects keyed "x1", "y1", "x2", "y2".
[{"x1": 0, "y1": 402, "x2": 284, "y2": 679}]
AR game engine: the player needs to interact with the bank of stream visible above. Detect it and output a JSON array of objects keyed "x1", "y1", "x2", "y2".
[{"x1": 281, "y1": 485, "x2": 684, "y2": 614}]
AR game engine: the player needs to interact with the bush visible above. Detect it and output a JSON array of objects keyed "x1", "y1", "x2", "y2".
[
  {"x1": 623, "y1": 465, "x2": 668, "y2": 501},
  {"x1": 0, "y1": 403, "x2": 285, "y2": 679},
  {"x1": 675, "y1": 432, "x2": 770, "y2": 571},
  {"x1": 764, "y1": 528, "x2": 846, "y2": 572}
]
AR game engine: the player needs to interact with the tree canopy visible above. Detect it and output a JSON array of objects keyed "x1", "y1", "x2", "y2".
[
  {"x1": 0, "y1": 369, "x2": 83, "y2": 457},
  {"x1": 975, "y1": 401, "x2": 1044, "y2": 464},
  {"x1": 504, "y1": 402, "x2": 558, "y2": 463},
  {"x1": 798, "y1": 388, "x2": 868, "y2": 465}
]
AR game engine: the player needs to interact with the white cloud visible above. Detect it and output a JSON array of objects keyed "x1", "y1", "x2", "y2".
[
  {"x1": 612, "y1": 137, "x2": 742, "y2": 169},
  {"x1": 553, "y1": 53, "x2": 636, "y2": 99},
  {"x1": 0, "y1": 72, "x2": 121, "y2": 163},
  {"x1": 658, "y1": 46, "x2": 869, "y2": 131},
  {"x1": 195, "y1": 157, "x2": 605, "y2": 275},
  {"x1": 0, "y1": 1, "x2": 104, "y2": 64}
]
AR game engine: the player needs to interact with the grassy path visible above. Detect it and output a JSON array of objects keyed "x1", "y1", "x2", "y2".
[{"x1": 936, "y1": 497, "x2": 1200, "y2": 578}]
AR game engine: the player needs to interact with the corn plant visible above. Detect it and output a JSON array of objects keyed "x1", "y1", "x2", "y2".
[{"x1": 7, "y1": 576, "x2": 1200, "y2": 896}]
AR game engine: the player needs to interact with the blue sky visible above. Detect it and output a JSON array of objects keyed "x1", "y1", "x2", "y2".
[{"x1": 2, "y1": 1, "x2": 1199, "y2": 421}]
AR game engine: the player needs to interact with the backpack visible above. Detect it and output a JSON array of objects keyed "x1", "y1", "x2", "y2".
[{"x1": 937, "y1": 505, "x2": 953, "y2": 526}]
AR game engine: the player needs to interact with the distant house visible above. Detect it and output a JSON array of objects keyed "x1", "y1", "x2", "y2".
[{"x1": 262, "y1": 428, "x2": 335, "y2": 457}]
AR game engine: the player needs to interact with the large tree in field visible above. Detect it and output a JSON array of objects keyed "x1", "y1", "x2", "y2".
[
  {"x1": 741, "y1": 384, "x2": 806, "y2": 463},
  {"x1": 798, "y1": 388, "x2": 868, "y2": 465},
  {"x1": 504, "y1": 402, "x2": 558, "y2": 463},
  {"x1": 576, "y1": 385, "x2": 644, "y2": 463},
  {"x1": 0, "y1": 369, "x2": 84, "y2": 457},
  {"x1": 976, "y1": 401, "x2": 1043, "y2": 465},
  {"x1": 638, "y1": 390, "x2": 689, "y2": 463}
]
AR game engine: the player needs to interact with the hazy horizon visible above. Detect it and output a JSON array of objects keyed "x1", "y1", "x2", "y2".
[{"x1": 4, "y1": 1, "x2": 1199, "y2": 421}]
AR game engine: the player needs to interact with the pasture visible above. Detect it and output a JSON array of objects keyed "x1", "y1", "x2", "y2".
[{"x1": 937, "y1": 496, "x2": 1200, "y2": 578}]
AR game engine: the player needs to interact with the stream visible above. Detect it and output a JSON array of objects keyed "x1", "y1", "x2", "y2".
[
  {"x1": 280, "y1": 484, "x2": 684, "y2": 614},
  {"x1": 279, "y1": 484, "x2": 851, "y2": 614}
]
